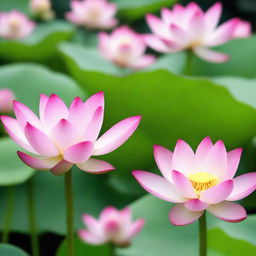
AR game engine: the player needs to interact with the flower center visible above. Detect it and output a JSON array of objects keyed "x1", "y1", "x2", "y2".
[{"x1": 189, "y1": 172, "x2": 218, "y2": 195}]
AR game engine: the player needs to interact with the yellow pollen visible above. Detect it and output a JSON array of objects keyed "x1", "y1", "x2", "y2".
[{"x1": 189, "y1": 172, "x2": 218, "y2": 195}]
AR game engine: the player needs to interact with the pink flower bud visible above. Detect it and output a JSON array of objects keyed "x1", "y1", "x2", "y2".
[{"x1": 30, "y1": 0, "x2": 55, "y2": 20}]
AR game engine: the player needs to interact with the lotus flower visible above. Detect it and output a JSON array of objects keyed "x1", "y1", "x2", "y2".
[
  {"x1": 144, "y1": 2, "x2": 252, "y2": 63},
  {"x1": 0, "y1": 89, "x2": 15, "y2": 113},
  {"x1": 30, "y1": 0, "x2": 55, "y2": 20},
  {"x1": 1, "y1": 92, "x2": 141, "y2": 175},
  {"x1": 78, "y1": 206, "x2": 144, "y2": 246},
  {"x1": 66, "y1": 0, "x2": 117, "y2": 29},
  {"x1": 0, "y1": 10, "x2": 35, "y2": 39},
  {"x1": 133, "y1": 137, "x2": 256, "y2": 226},
  {"x1": 99, "y1": 26, "x2": 155, "y2": 69}
]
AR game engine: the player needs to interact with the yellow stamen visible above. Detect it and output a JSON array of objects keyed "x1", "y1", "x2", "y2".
[{"x1": 189, "y1": 172, "x2": 218, "y2": 196}]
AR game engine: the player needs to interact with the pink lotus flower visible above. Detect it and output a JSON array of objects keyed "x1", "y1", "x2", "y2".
[
  {"x1": 66, "y1": 0, "x2": 117, "y2": 29},
  {"x1": 133, "y1": 137, "x2": 256, "y2": 226},
  {"x1": 0, "y1": 10, "x2": 35, "y2": 39},
  {"x1": 30, "y1": 0, "x2": 55, "y2": 20},
  {"x1": 78, "y1": 206, "x2": 144, "y2": 246},
  {"x1": 0, "y1": 89, "x2": 15, "y2": 113},
  {"x1": 1, "y1": 92, "x2": 141, "y2": 175},
  {"x1": 144, "y1": 2, "x2": 251, "y2": 63},
  {"x1": 99, "y1": 26, "x2": 156, "y2": 70}
]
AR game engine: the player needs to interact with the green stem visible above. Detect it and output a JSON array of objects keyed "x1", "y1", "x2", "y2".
[
  {"x1": 65, "y1": 170, "x2": 74, "y2": 256},
  {"x1": 199, "y1": 212, "x2": 207, "y2": 256},
  {"x1": 2, "y1": 186, "x2": 14, "y2": 243},
  {"x1": 27, "y1": 178, "x2": 39, "y2": 256},
  {"x1": 184, "y1": 49, "x2": 194, "y2": 75},
  {"x1": 110, "y1": 243, "x2": 116, "y2": 256}
]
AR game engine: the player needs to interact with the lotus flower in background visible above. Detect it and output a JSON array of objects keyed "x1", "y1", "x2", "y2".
[
  {"x1": 144, "y1": 2, "x2": 252, "y2": 63},
  {"x1": 99, "y1": 26, "x2": 156, "y2": 70},
  {"x1": 66, "y1": 0, "x2": 117, "y2": 29},
  {"x1": 0, "y1": 10, "x2": 35, "y2": 39},
  {"x1": 79, "y1": 206, "x2": 145, "y2": 246},
  {"x1": 0, "y1": 89, "x2": 15, "y2": 113},
  {"x1": 1, "y1": 92, "x2": 141, "y2": 175},
  {"x1": 30, "y1": 0, "x2": 55, "y2": 21},
  {"x1": 133, "y1": 137, "x2": 256, "y2": 226}
]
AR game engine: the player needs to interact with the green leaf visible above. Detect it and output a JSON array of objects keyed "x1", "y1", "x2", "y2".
[
  {"x1": 117, "y1": 195, "x2": 256, "y2": 256},
  {"x1": 0, "y1": 244, "x2": 29, "y2": 256},
  {"x1": 113, "y1": 0, "x2": 177, "y2": 21},
  {"x1": 192, "y1": 35, "x2": 256, "y2": 78},
  {"x1": 60, "y1": 42, "x2": 256, "y2": 194},
  {"x1": 0, "y1": 21, "x2": 74, "y2": 62},
  {"x1": 0, "y1": 0, "x2": 29, "y2": 15},
  {"x1": 56, "y1": 236, "x2": 111, "y2": 256},
  {"x1": 0, "y1": 168, "x2": 134, "y2": 235},
  {"x1": 0, "y1": 138, "x2": 34, "y2": 186}
]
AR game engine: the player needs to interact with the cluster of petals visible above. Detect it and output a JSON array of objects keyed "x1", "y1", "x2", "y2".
[
  {"x1": 79, "y1": 206, "x2": 144, "y2": 246},
  {"x1": 0, "y1": 92, "x2": 141, "y2": 175},
  {"x1": 66, "y1": 0, "x2": 117, "y2": 29},
  {"x1": 30, "y1": 0, "x2": 55, "y2": 21},
  {"x1": 144, "y1": 2, "x2": 251, "y2": 63},
  {"x1": 0, "y1": 89, "x2": 15, "y2": 113},
  {"x1": 133, "y1": 137, "x2": 256, "y2": 226},
  {"x1": 0, "y1": 10, "x2": 35, "y2": 39},
  {"x1": 99, "y1": 26, "x2": 155, "y2": 69}
]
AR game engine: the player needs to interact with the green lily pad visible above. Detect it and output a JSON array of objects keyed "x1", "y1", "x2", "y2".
[
  {"x1": 0, "y1": 21, "x2": 74, "y2": 62},
  {"x1": 0, "y1": 0, "x2": 29, "y2": 15},
  {"x1": 0, "y1": 244, "x2": 29, "y2": 256}
]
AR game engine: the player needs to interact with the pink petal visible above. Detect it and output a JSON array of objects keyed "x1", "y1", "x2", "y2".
[
  {"x1": 195, "y1": 137, "x2": 213, "y2": 172},
  {"x1": 51, "y1": 119, "x2": 78, "y2": 151},
  {"x1": 188, "y1": 10, "x2": 204, "y2": 40},
  {"x1": 172, "y1": 139, "x2": 195, "y2": 175},
  {"x1": 131, "y1": 55, "x2": 156, "y2": 70},
  {"x1": 98, "y1": 32, "x2": 111, "y2": 58},
  {"x1": 153, "y1": 145, "x2": 173, "y2": 183},
  {"x1": 200, "y1": 180, "x2": 233, "y2": 204},
  {"x1": 77, "y1": 158, "x2": 115, "y2": 174},
  {"x1": 143, "y1": 34, "x2": 172, "y2": 53},
  {"x1": 13, "y1": 101, "x2": 41, "y2": 129},
  {"x1": 64, "y1": 141, "x2": 93, "y2": 164},
  {"x1": 1, "y1": 116, "x2": 36, "y2": 153},
  {"x1": 78, "y1": 230, "x2": 106, "y2": 245},
  {"x1": 17, "y1": 151, "x2": 60, "y2": 170},
  {"x1": 225, "y1": 148, "x2": 242, "y2": 179},
  {"x1": 203, "y1": 140, "x2": 227, "y2": 178},
  {"x1": 83, "y1": 107, "x2": 104, "y2": 141},
  {"x1": 169, "y1": 204, "x2": 203, "y2": 226},
  {"x1": 100, "y1": 206, "x2": 119, "y2": 223},
  {"x1": 82, "y1": 214, "x2": 103, "y2": 237},
  {"x1": 184, "y1": 199, "x2": 208, "y2": 212},
  {"x1": 126, "y1": 219, "x2": 145, "y2": 239},
  {"x1": 226, "y1": 173, "x2": 256, "y2": 201},
  {"x1": 39, "y1": 94, "x2": 49, "y2": 120},
  {"x1": 172, "y1": 170, "x2": 196, "y2": 198},
  {"x1": 233, "y1": 20, "x2": 252, "y2": 38},
  {"x1": 207, "y1": 201, "x2": 246, "y2": 223},
  {"x1": 132, "y1": 171, "x2": 185, "y2": 203},
  {"x1": 24, "y1": 123, "x2": 59, "y2": 157},
  {"x1": 93, "y1": 116, "x2": 141, "y2": 156},
  {"x1": 43, "y1": 94, "x2": 69, "y2": 129},
  {"x1": 204, "y1": 2, "x2": 222, "y2": 33},
  {"x1": 170, "y1": 24, "x2": 190, "y2": 46},
  {"x1": 207, "y1": 18, "x2": 239, "y2": 46},
  {"x1": 193, "y1": 47, "x2": 229, "y2": 63},
  {"x1": 146, "y1": 14, "x2": 169, "y2": 39},
  {"x1": 50, "y1": 160, "x2": 73, "y2": 176}
]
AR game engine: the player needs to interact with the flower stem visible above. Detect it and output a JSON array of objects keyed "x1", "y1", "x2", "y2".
[
  {"x1": 184, "y1": 49, "x2": 194, "y2": 75},
  {"x1": 110, "y1": 243, "x2": 116, "y2": 256},
  {"x1": 199, "y1": 212, "x2": 207, "y2": 256},
  {"x1": 27, "y1": 178, "x2": 40, "y2": 256},
  {"x1": 2, "y1": 186, "x2": 14, "y2": 243},
  {"x1": 65, "y1": 170, "x2": 74, "y2": 256}
]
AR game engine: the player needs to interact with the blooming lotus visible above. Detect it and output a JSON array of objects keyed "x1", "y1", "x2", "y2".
[
  {"x1": 0, "y1": 89, "x2": 15, "y2": 113},
  {"x1": 78, "y1": 206, "x2": 144, "y2": 246},
  {"x1": 144, "y1": 2, "x2": 251, "y2": 62},
  {"x1": 1, "y1": 92, "x2": 141, "y2": 175},
  {"x1": 66, "y1": 0, "x2": 117, "y2": 29},
  {"x1": 30, "y1": 0, "x2": 54, "y2": 20},
  {"x1": 133, "y1": 137, "x2": 256, "y2": 226},
  {"x1": 99, "y1": 26, "x2": 155, "y2": 70},
  {"x1": 0, "y1": 10, "x2": 35, "y2": 39}
]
